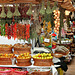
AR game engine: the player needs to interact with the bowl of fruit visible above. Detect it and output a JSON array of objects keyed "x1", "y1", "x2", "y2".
[
  {"x1": 16, "y1": 53, "x2": 31, "y2": 66},
  {"x1": 33, "y1": 53, "x2": 53, "y2": 66}
]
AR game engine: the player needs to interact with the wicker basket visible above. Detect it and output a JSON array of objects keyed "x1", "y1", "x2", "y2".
[
  {"x1": 14, "y1": 47, "x2": 31, "y2": 54},
  {"x1": 0, "y1": 46, "x2": 12, "y2": 54},
  {"x1": 13, "y1": 69, "x2": 25, "y2": 75},
  {"x1": 33, "y1": 58, "x2": 53, "y2": 66},
  {"x1": 0, "y1": 47, "x2": 12, "y2": 51},
  {"x1": 0, "y1": 58, "x2": 12, "y2": 61},
  {"x1": 0, "y1": 67, "x2": 13, "y2": 75},
  {"x1": 16, "y1": 58, "x2": 31, "y2": 66},
  {"x1": 0, "y1": 57, "x2": 14, "y2": 65},
  {"x1": 0, "y1": 61, "x2": 12, "y2": 65},
  {"x1": 31, "y1": 70, "x2": 51, "y2": 75},
  {"x1": 55, "y1": 50, "x2": 69, "y2": 55}
]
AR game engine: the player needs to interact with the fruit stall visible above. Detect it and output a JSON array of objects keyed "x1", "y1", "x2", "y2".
[{"x1": 0, "y1": 0, "x2": 75, "y2": 75}]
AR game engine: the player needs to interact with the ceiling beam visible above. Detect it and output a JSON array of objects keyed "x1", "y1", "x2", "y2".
[{"x1": 0, "y1": 0, "x2": 39, "y2": 4}]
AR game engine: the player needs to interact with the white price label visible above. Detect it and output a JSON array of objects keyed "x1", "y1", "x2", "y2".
[{"x1": 44, "y1": 38, "x2": 50, "y2": 43}]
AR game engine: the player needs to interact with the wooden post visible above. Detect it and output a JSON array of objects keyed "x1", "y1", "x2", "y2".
[{"x1": 59, "y1": 6, "x2": 64, "y2": 44}]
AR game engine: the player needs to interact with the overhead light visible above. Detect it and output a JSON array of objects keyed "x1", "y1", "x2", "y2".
[{"x1": 32, "y1": 10, "x2": 34, "y2": 12}]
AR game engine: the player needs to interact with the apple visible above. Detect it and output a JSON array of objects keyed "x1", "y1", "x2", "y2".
[
  {"x1": 38, "y1": 55, "x2": 41, "y2": 57},
  {"x1": 49, "y1": 54, "x2": 51, "y2": 56}
]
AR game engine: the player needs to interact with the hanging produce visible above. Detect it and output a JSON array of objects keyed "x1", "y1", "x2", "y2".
[
  {"x1": 40, "y1": 1, "x2": 45, "y2": 15},
  {"x1": 13, "y1": 4, "x2": 21, "y2": 16},
  {"x1": 54, "y1": 10, "x2": 60, "y2": 38},
  {"x1": 17, "y1": 24, "x2": 23, "y2": 39},
  {"x1": 10, "y1": 24, "x2": 13, "y2": 37},
  {"x1": 52, "y1": 2, "x2": 58, "y2": 12},
  {"x1": 7, "y1": 6, "x2": 13, "y2": 18},
  {"x1": 7, "y1": 26, "x2": 11, "y2": 39},
  {"x1": 5, "y1": 23, "x2": 8, "y2": 36},
  {"x1": 41, "y1": 21, "x2": 52, "y2": 47},
  {"x1": 46, "y1": 0, "x2": 52, "y2": 14},
  {"x1": 25, "y1": 24, "x2": 30, "y2": 40},
  {"x1": 1, "y1": 24, "x2": 5, "y2": 36},
  {"x1": 0, "y1": 5, "x2": 6, "y2": 18},
  {"x1": 26, "y1": 4, "x2": 32, "y2": 16},
  {"x1": 0, "y1": 26, "x2": 1, "y2": 35},
  {"x1": 13, "y1": 23, "x2": 17, "y2": 40},
  {"x1": 33, "y1": 8, "x2": 39, "y2": 21}
]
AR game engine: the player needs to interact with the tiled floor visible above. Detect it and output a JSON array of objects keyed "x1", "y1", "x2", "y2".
[{"x1": 64, "y1": 57, "x2": 75, "y2": 75}]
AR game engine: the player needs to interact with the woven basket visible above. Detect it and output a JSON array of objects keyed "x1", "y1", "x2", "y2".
[
  {"x1": 16, "y1": 58, "x2": 31, "y2": 66},
  {"x1": 0, "y1": 57, "x2": 14, "y2": 65},
  {"x1": 0, "y1": 61, "x2": 12, "y2": 65},
  {"x1": 0, "y1": 58, "x2": 12, "y2": 61},
  {"x1": 0, "y1": 67, "x2": 13, "y2": 75},
  {"x1": 0, "y1": 46, "x2": 12, "y2": 54},
  {"x1": 0, "y1": 47, "x2": 12, "y2": 51},
  {"x1": 33, "y1": 58, "x2": 53, "y2": 66},
  {"x1": 14, "y1": 47, "x2": 31, "y2": 54},
  {"x1": 31, "y1": 70, "x2": 50, "y2": 75},
  {"x1": 55, "y1": 50, "x2": 69, "y2": 55},
  {"x1": 0, "y1": 50, "x2": 12, "y2": 54}
]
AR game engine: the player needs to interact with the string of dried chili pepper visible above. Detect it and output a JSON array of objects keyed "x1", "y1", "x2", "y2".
[
  {"x1": 5, "y1": 23, "x2": 8, "y2": 36},
  {"x1": 13, "y1": 23, "x2": 17, "y2": 40}
]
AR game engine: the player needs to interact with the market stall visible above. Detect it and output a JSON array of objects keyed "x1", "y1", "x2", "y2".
[{"x1": 0, "y1": 0, "x2": 75, "y2": 75}]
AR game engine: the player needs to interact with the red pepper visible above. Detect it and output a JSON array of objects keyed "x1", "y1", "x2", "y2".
[
  {"x1": 13, "y1": 23, "x2": 17, "y2": 40},
  {"x1": 7, "y1": 26, "x2": 11, "y2": 39},
  {"x1": 5, "y1": 23, "x2": 8, "y2": 36},
  {"x1": 25, "y1": 24, "x2": 30, "y2": 40},
  {"x1": 10, "y1": 24, "x2": 13, "y2": 37}
]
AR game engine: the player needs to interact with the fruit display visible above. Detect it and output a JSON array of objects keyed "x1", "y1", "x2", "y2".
[
  {"x1": 0, "y1": 67, "x2": 28, "y2": 75},
  {"x1": 17, "y1": 53, "x2": 31, "y2": 59},
  {"x1": 41, "y1": 21, "x2": 52, "y2": 47},
  {"x1": 0, "y1": 67, "x2": 13, "y2": 75},
  {"x1": 16, "y1": 53, "x2": 31, "y2": 66},
  {"x1": 0, "y1": 54, "x2": 14, "y2": 65},
  {"x1": 13, "y1": 68, "x2": 28, "y2": 75},
  {"x1": 33, "y1": 53, "x2": 53, "y2": 59},
  {"x1": 55, "y1": 46, "x2": 69, "y2": 55},
  {"x1": 27, "y1": 68, "x2": 51, "y2": 75},
  {"x1": 0, "y1": 44, "x2": 12, "y2": 54},
  {"x1": 14, "y1": 43, "x2": 31, "y2": 54},
  {"x1": 33, "y1": 53, "x2": 53, "y2": 66}
]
